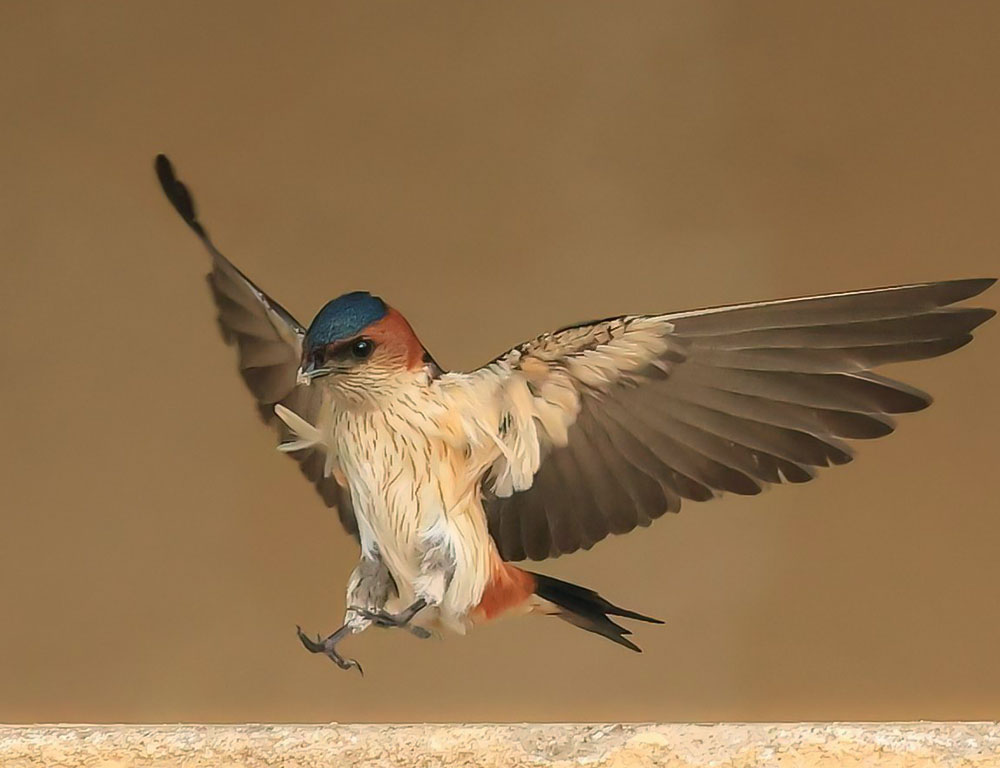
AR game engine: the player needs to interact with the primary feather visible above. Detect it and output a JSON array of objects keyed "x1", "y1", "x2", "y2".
[
  {"x1": 475, "y1": 279, "x2": 995, "y2": 560},
  {"x1": 155, "y1": 154, "x2": 358, "y2": 535}
]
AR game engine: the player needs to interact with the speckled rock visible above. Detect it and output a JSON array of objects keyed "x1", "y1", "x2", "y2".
[{"x1": 1, "y1": 723, "x2": 998, "y2": 767}]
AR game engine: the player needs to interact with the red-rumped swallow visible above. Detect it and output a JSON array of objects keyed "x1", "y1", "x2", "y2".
[{"x1": 156, "y1": 155, "x2": 994, "y2": 674}]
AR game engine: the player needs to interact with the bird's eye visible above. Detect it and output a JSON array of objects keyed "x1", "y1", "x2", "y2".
[{"x1": 351, "y1": 339, "x2": 375, "y2": 360}]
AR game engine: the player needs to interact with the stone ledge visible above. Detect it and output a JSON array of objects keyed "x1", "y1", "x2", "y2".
[{"x1": 1, "y1": 723, "x2": 998, "y2": 767}]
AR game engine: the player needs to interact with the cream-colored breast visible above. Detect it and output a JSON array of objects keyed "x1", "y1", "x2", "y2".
[
  {"x1": 330, "y1": 387, "x2": 497, "y2": 628},
  {"x1": 332, "y1": 404, "x2": 429, "y2": 581}
]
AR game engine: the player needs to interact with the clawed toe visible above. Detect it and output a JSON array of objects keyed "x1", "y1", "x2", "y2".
[
  {"x1": 356, "y1": 608, "x2": 402, "y2": 627},
  {"x1": 297, "y1": 599, "x2": 427, "y2": 672},
  {"x1": 295, "y1": 625, "x2": 364, "y2": 675},
  {"x1": 296, "y1": 625, "x2": 326, "y2": 653},
  {"x1": 356, "y1": 598, "x2": 428, "y2": 630},
  {"x1": 353, "y1": 609, "x2": 431, "y2": 638},
  {"x1": 333, "y1": 655, "x2": 364, "y2": 675}
]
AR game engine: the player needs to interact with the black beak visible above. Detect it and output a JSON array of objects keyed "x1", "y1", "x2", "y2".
[{"x1": 296, "y1": 359, "x2": 333, "y2": 385}]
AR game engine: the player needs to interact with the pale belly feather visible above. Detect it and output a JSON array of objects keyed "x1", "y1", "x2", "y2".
[{"x1": 332, "y1": 398, "x2": 495, "y2": 632}]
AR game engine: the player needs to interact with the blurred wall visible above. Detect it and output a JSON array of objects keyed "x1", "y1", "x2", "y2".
[{"x1": 0, "y1": 1, "x2": 997, "y2": 723}]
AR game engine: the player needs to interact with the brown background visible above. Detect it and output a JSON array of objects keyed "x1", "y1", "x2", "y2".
[{"x1": 1, "y1": 1, "x2": 998, "y2": 723}]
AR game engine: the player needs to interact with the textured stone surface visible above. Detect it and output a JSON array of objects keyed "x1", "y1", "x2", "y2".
[{"x1": 1, "y1": 723, "x2": 999, "y2": 767}]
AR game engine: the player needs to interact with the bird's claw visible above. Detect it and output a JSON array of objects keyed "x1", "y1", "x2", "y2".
[
  {"x1": 409, "y1": 625, "x2": 433, "y2": 639},
  {"x1": 355, "y1": 607, "x2": 409, "y2": 627},
  {"x1": 354, "y1": 606, "x2": 431, "y2": 638},
  {"x1": 296, "y1": 626, "x2": 326, "y2": 653},
  {"x1": 295, "y1": 625, "x2": 364, "y2": 675}
]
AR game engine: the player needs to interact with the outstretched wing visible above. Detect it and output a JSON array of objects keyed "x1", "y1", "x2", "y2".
[
  {"x1": 154, "y1": 155, "x2": 357, "y2": 537},
  {"x1": 474, "y1": 279, "x2": 995, "y2": 561}
]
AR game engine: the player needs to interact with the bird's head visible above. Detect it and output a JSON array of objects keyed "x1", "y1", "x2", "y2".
[{"x1": 298, "y1": 291, "x2": 432, "y2": 396}]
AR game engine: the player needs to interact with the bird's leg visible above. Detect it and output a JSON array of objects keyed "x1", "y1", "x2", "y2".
[
  {"x1": 296, "y1": 554, "x2": 396, "y2": 672},
  {"x1": 357, "y1": 528, "x2": 453, "y2": 638},
  {"x1": 356, "y1": 597, "x2": 430, "y2": 636}
]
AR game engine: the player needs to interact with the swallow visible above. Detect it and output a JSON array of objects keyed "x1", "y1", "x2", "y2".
[{"x1": 155, "y1": 154, "x2": 994, "y2": 674}]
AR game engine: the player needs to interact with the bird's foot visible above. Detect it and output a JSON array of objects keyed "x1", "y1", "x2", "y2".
[
  {"x1": 296, "y1": 624, "x2": 364, "y2": 675},
  {"x1": 407, "y1": 625, "x2": 433, "y2": 639},
  {"x1": 355, "y1": 598, "x2": 431, "y2": 638}
]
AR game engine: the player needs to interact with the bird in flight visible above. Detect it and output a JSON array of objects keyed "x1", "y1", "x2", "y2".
[{"x1": 155, "y1": 155, "x2": 994, "y2": 674}]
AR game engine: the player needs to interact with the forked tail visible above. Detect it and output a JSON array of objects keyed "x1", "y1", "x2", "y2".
[{"x1": 529, "y1": 571, "x2": 663, "y2": 652}]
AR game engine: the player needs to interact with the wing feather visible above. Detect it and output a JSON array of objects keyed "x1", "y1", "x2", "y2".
[
  {"x1": 476, "y1": 278, "x2": 994, "y2": 560},
  {"x1": 664, "y1": 278, "x2": 994, "y2": 332},
  {"x1": 155, "y1": 155, "x2": 356, "y2": 537}
]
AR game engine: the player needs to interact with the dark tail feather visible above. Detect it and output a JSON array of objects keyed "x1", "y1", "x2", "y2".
[{"x1": 529, "y1": 571, "x2": 662, "y2": 652}]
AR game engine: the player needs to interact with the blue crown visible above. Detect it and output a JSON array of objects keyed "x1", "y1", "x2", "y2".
[{"x1": 305, "y1": 291, "x2": 387, "y2": 348}]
